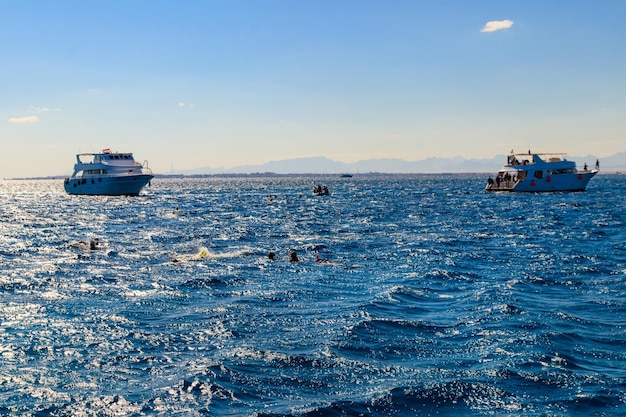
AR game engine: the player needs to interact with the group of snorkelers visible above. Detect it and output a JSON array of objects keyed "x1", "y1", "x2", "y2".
[
  {"x1": 268, "y1": 250, "x2": 332, "y2": 263},
  {"x1": 268, "y1": 250, "x2": 298, "y2": 261},
  {"x1": 313, "y1": 185, "x2": 329, "y2": 195},
  {"x1": 76, "y1": 236, "x2": 331, "y2": 265}
]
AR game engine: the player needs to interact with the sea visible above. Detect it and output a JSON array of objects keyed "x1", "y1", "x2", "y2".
[{"x1": 0, "y1": 174, "x2": 624, "y2": 416}]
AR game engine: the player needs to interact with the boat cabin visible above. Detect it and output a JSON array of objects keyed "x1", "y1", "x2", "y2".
[{"x1": 78, "y1": 152, "x2": 136, "y2": 166}]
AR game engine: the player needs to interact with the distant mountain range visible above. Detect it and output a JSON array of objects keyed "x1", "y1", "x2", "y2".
[{"x1": 171, "y1": 151, "x2": 626, "y2": 175}]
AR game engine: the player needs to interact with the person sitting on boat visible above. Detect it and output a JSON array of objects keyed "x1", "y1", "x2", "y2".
[
  {"x1": 584, "y1": 163, "x2": 588, "y2": 171},
  {"x1": 322, "y1": 186, "x2": 329, "y2": 194},
  {"x1": 486, "y1": 176, "x2": 494, "y2": 189}
]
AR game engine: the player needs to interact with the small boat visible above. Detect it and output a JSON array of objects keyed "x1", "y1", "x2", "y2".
[
  {"x1": 64, "y1": 148, "x2": 154, "y2": 196},
  {"x1": 340, "y1": 174, "x2": 353, "y2": 178},
  {"x1": 485, "y1": 152, "x2": 599, "y2": 192}
]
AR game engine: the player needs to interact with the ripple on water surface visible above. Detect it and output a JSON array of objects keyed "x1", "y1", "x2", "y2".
[{"x1": 0, "y1": 175, "x2": 625, "y2": 416}]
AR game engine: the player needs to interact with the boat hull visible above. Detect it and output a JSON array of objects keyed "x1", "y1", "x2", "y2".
[
  {"x1": 64, "y1": 175, "x2": 153, "y2": 196},
  {"x1": 487, "y1": 171, "x2": 597, "y2": 192}
]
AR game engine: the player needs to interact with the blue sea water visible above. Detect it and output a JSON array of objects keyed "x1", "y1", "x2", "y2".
[{"x1": 0, "y1": 174, "x2": 624, "y2": 416}]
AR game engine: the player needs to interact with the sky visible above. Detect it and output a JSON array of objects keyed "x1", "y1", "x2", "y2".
[{"x1": 2, "y1": 0, "x2": 626, "y2": 177}]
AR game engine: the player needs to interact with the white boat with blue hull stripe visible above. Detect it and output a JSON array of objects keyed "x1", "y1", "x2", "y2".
[
  {"x1": 486, "y1": 152, "x2": 599, "y2": 192},
  {"x1": 64, "y1": 148, "x2": 154, "y2": 196}
]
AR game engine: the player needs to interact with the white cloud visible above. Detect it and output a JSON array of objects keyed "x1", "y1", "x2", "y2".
[
  {"x1": 481, "y1": 19, "x2": 514, "y2": 33},
  {"x1": 178, "y1": 101, "x2": 194, "y2": 108},
  {"x1": 29, "y1": 106, "x2": 61, "y2": 113},
  {"x1": 8, "y1": 116, "x2": 39, "y2": 123}
]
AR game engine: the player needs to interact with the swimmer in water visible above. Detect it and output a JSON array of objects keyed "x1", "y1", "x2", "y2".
[
  {"x1": 171, "y1": 248, "x2": 209, "y2": 263},
  {"x1": 289, "y1": 250, "x2": 299, "y2": 262},
  {"x1": 316, "y1": 253, "x2": 332, "y2": 264},
  {"x1": 268, "y1": 251, "x2": 276, "y2": 260},
  {"x1": 78, "y1": 237, "x2": 100, "y2": 250}
]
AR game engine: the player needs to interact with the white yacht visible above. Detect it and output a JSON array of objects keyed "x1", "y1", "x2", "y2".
[
  {"x1": 486, "y1": 152, "x2": 599, "y2": 192},
  {"x1": 64, "y1": 148, "x2": 154, "y2": 196}
]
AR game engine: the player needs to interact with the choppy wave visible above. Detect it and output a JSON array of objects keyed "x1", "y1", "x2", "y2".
[{"x1": 0, "y1": 174, "x2": 624, "y2": 416}]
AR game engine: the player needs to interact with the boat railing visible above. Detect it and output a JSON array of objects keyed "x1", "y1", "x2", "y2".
[
  {"x1": 72, "y1": 167, "x2": 153, "y2": 179},
  {"x1": 142, "y1": 160, "x2": 152, "y2": 175}
]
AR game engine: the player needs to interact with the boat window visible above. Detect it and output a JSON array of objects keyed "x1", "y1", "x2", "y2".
[{"x1": 534, "y1": 170, "x2": 543, "y2": 179}]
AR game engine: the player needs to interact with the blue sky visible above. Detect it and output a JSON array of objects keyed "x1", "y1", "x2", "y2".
[{"x1": 2, "y1": 1, "x2": 625, "y2": 177}]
